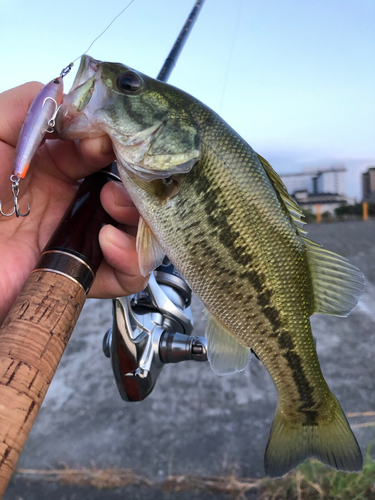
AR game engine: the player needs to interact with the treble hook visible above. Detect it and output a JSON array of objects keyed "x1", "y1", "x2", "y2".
[
  {"x1": 0, "y1": 175, "x2": 30, "y2": 218},
  {"x1": 43, "y1": 97, "x2": 61, "y2": 133}
]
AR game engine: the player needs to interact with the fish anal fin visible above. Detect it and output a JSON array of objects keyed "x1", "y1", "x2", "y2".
[
  {"x1": 304, "y1": 237, "x2": 365, "y2": 317},
  {"x1": 265, "y1": 395, "x2": 363, "y2": 478},
  {"x1": 136, "y1": 216, "x2": 165, "y2": 277},
  {"x1": 205, "y1": 312, "x2": 250, "y2": 375}
]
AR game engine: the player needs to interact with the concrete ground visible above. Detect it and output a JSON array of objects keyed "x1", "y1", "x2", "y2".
[{"x1": 5, "y1": 220, "x2": 375, "y2": 499}]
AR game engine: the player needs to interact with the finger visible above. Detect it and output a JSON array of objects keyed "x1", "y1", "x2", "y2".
[
  {"x1": 0, "y1": 82, "x2": 43, "y2": 147},
  {"x1": 100, "y1": 181, "x2": 139, "y2": 226},
  {"x1": 0, "y1": 142, "x2": 16, "y2": 199},
  {"x1": 40, "y1": 136, "x2": 115, "y2": 183},
  {"x1": 66, "y1": 135, "x2": 115, "y2": 178},
  {"x1": 0, "y1": 83, "x2": 43, "y2": 198},
  {"x1": 79, "y1": 134, "x2": 113, "y2": 160},
  {"x1": 88, "y1": 224, "x2": 148, "y2": 298},
  {"x1": 0, "y1": 84, "x2": 116, "y2": 183}
]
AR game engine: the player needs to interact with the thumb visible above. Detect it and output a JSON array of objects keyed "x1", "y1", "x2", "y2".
[{"x1": 88, "y1": 224, "x2": 149, "y2": 298}]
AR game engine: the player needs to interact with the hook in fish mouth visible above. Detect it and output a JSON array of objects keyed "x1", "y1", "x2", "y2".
[
  {"x1": 55, "y1": 57, "x2": 107, "y2": 140},
  {"x1": 65, "y1": 55, "x2": 104, "y2": 113},
  {"x1": 70, "y1": 55, "x2": 101, "y2": 92},
  {"x1": 55, "y1": 54, "x2": 200, "y2": 179}
]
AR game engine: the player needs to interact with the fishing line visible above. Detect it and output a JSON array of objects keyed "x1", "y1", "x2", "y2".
[
  {"x1": 219, "y1": 0, "x2": 243, "y2": 114},
  {"x1": 0, "y1": 0, "x2": 138, "y2": 218},
  {"x1": 60, "y1": 0, "x2": 137, "y2": 77}
]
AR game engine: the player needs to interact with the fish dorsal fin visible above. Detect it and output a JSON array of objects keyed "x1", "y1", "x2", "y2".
[
  {"x1": 205, "y1": 311, "x2": 250, "y2": 375},
  {"x1": 304, "y1": 238, "x2": 365, "y2": 317},
  {"x1": 257, "y1": 153, "x2": 307, "y2": 236},
  {"x1": 136, "y1": 216, "x2": 165, "y2": 277}
]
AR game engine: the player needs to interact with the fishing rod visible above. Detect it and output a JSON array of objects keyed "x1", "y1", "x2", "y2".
[
  {"x1": 158, "y1": 0, "x2": 205, "y2": 82},
  {"x1": 104, "y1": 0, "x2": 208, "y2": 403},
  {"x1": 0, "y1": 0, "x2": 205, "y2": 496}
]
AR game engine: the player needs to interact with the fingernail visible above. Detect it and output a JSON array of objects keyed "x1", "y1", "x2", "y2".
[
  {"x1": 112, "y1": 182, "x2": 133, "y2": 207},
  {"x1": 103, "y1": 225, "x2": 131, "y2": 250}
]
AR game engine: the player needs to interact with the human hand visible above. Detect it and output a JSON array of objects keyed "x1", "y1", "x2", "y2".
[{"x1": 0, "y1": 82, "x2": 148, "y2": 324}]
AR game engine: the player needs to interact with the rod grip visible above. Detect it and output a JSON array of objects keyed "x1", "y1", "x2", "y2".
[
  {"x1": 0, "y1": 270, "x2": 86, "y2": 497},
  {"x1": 0, "y1": 165, "x2": 119, "y2": 497}
]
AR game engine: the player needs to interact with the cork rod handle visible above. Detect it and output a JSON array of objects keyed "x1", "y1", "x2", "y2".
[
  {"x1": 0, "y1": 270, "x2": 86, "y2": 496},
  {"x1": 0, "y1": 166, "x2": 119, "y2": 497}
]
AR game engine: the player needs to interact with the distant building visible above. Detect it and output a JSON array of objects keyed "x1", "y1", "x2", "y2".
[
  {"x1": 280, "y1": 167, "x2": 354, "y2": 215},
  {"x1": 281, "y1": 167, "x2": 346, "y2": 195},
  {"x1": 362, "y1": 167, "x2": 375, "y2": 202},
  {"x1": 292, "y1": 190, "x2": 355, "y2": 215}
]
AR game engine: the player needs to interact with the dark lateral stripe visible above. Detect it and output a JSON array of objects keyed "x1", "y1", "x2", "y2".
[
  {"x1": 189, "y1": 157, "x2": 318, "y2": 423},
  {"x1": 190, "y1": 164, "x2": 282, "y2": 332},
  {"x1": 33, "y1": 250, "x2": 95, "y2": 294},
  {"x1": 278, "y1": 330, "x2": 318, "y2": 424}
]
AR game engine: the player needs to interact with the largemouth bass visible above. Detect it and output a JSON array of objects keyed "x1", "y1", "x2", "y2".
[{"x1": 56, "y1": 55, "x2": 365, "y2": 477}]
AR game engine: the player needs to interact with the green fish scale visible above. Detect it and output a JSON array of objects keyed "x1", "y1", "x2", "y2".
[
  {"x1": 57, "y1": 58, "x2": 362, "y2": 472},
  {"x1": 124, "y1": 104, "x2": 332, "y2": 425}
]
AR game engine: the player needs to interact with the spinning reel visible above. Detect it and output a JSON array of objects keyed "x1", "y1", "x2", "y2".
[{"x1": 103, "y1": 259, "x2": 207, "y2": 401}]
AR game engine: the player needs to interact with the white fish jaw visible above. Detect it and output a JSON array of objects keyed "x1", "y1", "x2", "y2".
[{"x1": 56, "y1": 58, "x2": 107, "y2": 140}]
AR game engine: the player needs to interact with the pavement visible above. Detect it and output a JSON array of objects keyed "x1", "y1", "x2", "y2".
[{"x1": 4, "y1": 220, "x2": 375, "y2": 500}]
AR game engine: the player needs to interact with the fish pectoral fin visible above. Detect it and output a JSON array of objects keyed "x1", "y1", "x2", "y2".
[
  {"x1": 136, "y1": 216, "x2": 165, "y2": 277},
  {"x1": 205, "y1": 312, "x2": 250, "y2": 375},
  {"x1": 265, "y1": 395, "x2": 363, "y2": 478},
  {"x1": 144, "y1": 114, "x2": 200, "y2": 172},
  {"x1": 304, "y1": 238, "x2": 365, "y2": 317}
]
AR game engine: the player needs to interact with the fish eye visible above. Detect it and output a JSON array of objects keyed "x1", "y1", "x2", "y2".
[{"x1": 116, "y1": 71, "x2": 142, "y2": 93}]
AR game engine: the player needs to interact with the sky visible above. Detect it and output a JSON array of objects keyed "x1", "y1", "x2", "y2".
[{"x1": 1, "y1": 0, "x2": 374, "y2": 200}]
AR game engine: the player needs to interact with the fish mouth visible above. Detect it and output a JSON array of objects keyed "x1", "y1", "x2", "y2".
[
  {"x1": 55, "y1": 55, "x2": 107, "y2": 140},
  {"x1": 56, "y1": 55, "x2": 165, "y2": 174},
  {"x1": 71, "y1": 55, "x2": 100, "y2": 90},
  {"x1": 56, "y1": 55, "x2": 199, "y2": 181}
]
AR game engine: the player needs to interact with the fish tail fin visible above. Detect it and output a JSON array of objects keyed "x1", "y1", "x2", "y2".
[{"x1": 264, "y1": 395, "x2": 363, "y2": 478}]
